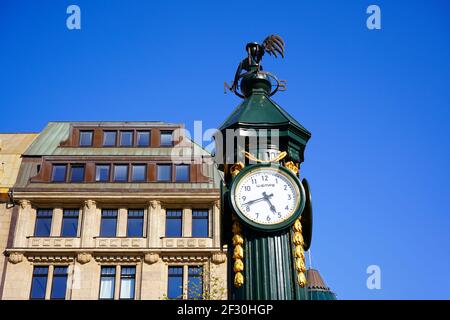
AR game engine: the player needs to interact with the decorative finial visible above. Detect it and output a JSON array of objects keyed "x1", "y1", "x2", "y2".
[{"x1": 229, "y1": 34, "x2": 286, "y2": 98}]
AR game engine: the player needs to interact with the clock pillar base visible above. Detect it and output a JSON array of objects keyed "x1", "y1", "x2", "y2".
[{"x1": 228, "y1": 228, "x2": 308, "y2": 300}]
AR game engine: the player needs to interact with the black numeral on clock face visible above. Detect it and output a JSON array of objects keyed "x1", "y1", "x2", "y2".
[
  {"x1": 245, "y1": 186, "x2": 251, "y2": 191},
  {"x1": 266, "y1": 216, "x2": 271, "y2": 222}
]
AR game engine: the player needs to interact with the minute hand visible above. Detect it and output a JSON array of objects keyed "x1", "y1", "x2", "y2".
[{"x1": 242, "y1": 194, "x2": 273, "y2": 206}]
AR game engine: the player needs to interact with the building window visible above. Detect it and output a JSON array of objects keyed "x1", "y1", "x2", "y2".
[
  {"x1": 192, "y1": 210, "x2": 209, "y2": 238},
  {"x1": 114, "y1": 164, "x2": 128, "y2": 182},
  {"x1": 166, "y1": 209, "x2": 182, "y2": 237},
  {"x1": 167, "y1": 266, "x2": 183, "y2": 299},
  {"x1": 79, "y1": 131, "x2": 93, "y2": 147},
  {"x1": 175, "y1": 165, "x2": 190, "y2": 182},
  {"x1": 50, "y1": 266, "x2": 68, "y2": 300},
  {"x1": 127, "y1": 209, "x2": 144, "y2": 237},
  {"x1": 137, "y1": 131, "x2": 150, "y2": 147},
  {"x1": 34, "y1": 209, "x2": 53, "y2": 237},
  {"x1": 131, "y1": 164, "x2": 146, "y2": 182},
  {"x1": 160, "y1": 131, "x2": 173, "y2": 147},
  {"x1": 52, "y1": 164, "x2": 67, "y2": 182},
  {"x1": 96, "y1": 164, "x2": 110, "y2": 182},
  {"x1": 188, "y1": 266, "x2": 204, "y2": 300},
  {"x1": 119, "y1": 267, "x2": 136, "y2": 300},
  {"x1": 99, "y1": 266, "x2": 116, "y2": 300},
  {"x1": 61, "y1": 209, "x2": 79, "y2": 237},
  {"x1": 157, "y1": 164, "x2": 172, "y2": 182},
  {"x1": 30, "y1": 266, "x2": 49, "y2": 300},
  {"x1": 100, "y1": 209, "x2": 118, "y2": 237},
  {"x1": 103, "y1": 131, "x2": 117, "y2": 147},
  {"x1": 120, "y1": 131, "x2": 133, "y2": 147},
  {"x1": 70, "y1": 165, "x2": 85, "y2": 182}
]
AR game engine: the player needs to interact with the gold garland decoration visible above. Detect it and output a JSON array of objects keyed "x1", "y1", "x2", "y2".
[
  {"x1": 232, "y1": 214, "x2": 244, "y2": 287},
  {"x1": 244, "y1": 151, "x2": 287, "y2": 163},
  {"x1": 292, "y1": 218, "x2": 307, "y2": 287},
  {"x1": 230, "y1": 161, "x2": 245, "y2": 288},
  {"x1": 283, "y1": 160, "x2": 306, "y2": 287}
]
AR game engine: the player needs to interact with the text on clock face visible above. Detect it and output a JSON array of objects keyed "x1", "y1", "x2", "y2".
[{"x1": 235, "y1": 169, "x2": 299, "y2": 225}]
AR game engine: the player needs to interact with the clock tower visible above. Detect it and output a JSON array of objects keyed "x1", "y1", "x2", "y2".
[{"x1": 215, "y1": 35, "x2": 313, "y2": 299}]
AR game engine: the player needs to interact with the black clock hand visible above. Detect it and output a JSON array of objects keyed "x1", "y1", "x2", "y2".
[
  {"x1": 262, "y1": 192, "x2": 277, "y2": 214},
  {"x1": 242, "y1": 193, "x2": 274, "y2": 206}
]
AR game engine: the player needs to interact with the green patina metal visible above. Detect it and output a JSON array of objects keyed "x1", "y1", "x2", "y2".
[{"x1": 218, "y1": 70, "x2": 312, "y2": 300}]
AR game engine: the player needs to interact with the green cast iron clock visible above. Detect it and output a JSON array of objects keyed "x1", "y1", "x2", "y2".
[{"x1": 229, "y1": 163, "x2": 306, "y2": 232}]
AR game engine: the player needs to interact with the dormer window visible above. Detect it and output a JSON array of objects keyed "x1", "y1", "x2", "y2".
[
  {"x1": 79, "y1": 131, "x2": 93, "y2": 147},
  {"x1": 120, "y1": 131, "x2": 133, "y2": 147},
  {"x1": 137, "y1": 131, "x2": 150, "y2": 147},
  {"x1": 160, "y1": 131, "x2": 173, "y2": 147},
  {"x1": 103, "y1": 131, "x2": 117, "y2": 147}
]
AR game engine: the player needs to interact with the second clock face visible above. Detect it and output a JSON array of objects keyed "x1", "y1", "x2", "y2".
[{"x1": 234, "y1": 167, "x2": 300, "y2": 225}]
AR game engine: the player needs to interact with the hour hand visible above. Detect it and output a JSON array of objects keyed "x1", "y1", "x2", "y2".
[{"x1": 262, "y1": 192, "x2": 277, "y2": 214}]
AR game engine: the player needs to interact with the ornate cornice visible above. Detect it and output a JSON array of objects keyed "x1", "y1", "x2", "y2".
[
  {"x1": 26, "y1": 254, "x2": 75, "y2": 263},
  {"x1": 94, "y1": 255, "x2": 142, "y2": 263},
  {"x1": 161, "y1": 255, "x2": 209, "y2": 263}
]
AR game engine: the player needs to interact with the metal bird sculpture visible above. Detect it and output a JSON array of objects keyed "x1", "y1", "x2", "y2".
[{"x1": 231, "y1": 34, "x2": 285, "y2": 92}]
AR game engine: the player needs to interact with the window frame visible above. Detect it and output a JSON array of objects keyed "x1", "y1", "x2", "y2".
[
  {"x1": 126, "y1": 209, "x2": 145, "y2": 238},
  {"x1": 157, "y1": 164, "x2": 172, "y2": 182},
  {"x1": 99, "y1": 266, "x2": 116, "y2": 300},
  {"x1": 119, "y1": 266, "x2": 136, "y2": 300},
  {"x1": 30, "y1": 266, "x2": 49, "y2": 300},
  {"x1": 95, "y1": 164, "x2": 111, "y2": 182},
  {"x1": 191, "y1": 209, "x2": 209, "y2": 238},
  {"x1": 187, "y1": 265, "x2": 204, "y2": 300},
  {"x1": 100, "y1": 209, "x2": 118, "y2": 237},
  {"x1": 175, "y1": 164, "x2": 190, "y2": 182},
  {"x1": 79, "y1": 130, "x2": 93, "y2": 147},
  {"x1": 103, "y1": 130, "x2": 118, "y2": 147},
  {"x1": 160, "y1": 131, "x2": 174, "y2": 147},
  {"x1": 167, "y1": 266, "x2": 184, "y2": 300},
  {"x1": 34, "y1": 209, "x2": 53, "y2": 237},
  {"x1": 69, "y1": 164, "x2": 85, "y2": 183},
  {"x1": 113, "y1": 164, "x2": 129, "y2": 182},
  {"x1": 61, "y1": 209, "x2": 80, "y2": 237},
  {"x1": 119, "y1": 131, "x2": 134, "y2": 147},
  {"x1": 131, "y1": 164, "x2": 147, "y2": 182},
  {"x1": 52, "y1": 164, "x2": 67, "y2": 182},
  {"x1": 50, "y1": 266, "x2": 69, "y2": 300},
  {"x1": 136, "y1": 130, "x2": 151, "y2": 147},
  {"x1": 165, "y1": 209, "x2": 183, "y2": 238}
]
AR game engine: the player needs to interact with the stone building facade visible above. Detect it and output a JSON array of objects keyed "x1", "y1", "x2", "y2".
[
  {"x1": 0, "y1": 122, "x2": 226, "y2": 300},
  {"x1": 0, "y1": 133, "x2": 39, "y2": 299}
]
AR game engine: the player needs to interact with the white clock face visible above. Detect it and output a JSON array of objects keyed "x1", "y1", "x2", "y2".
[{"x1": 234, "y1": 167, "x2": 300, "y2": 225}]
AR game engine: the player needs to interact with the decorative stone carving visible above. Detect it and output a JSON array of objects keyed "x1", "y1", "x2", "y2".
[
  {"x1": 144, "y1": 253, "x2": 159, "y2": 264},
  {"x1": 19, "y1": 200, "x2": 31, "y2": 210},
  {"x1": 8, "y1": 252, "x2": 23, "y2": 264},
  {"x1": 211, "y1": 252, "x2": 227, "y2": 265},
  {"x1": 83, "y1": 200, "x2": 96, "y2": 209},
  {"x1": 149, "y1": 200, "x2": 160, "y2": 209},
  {"x1": 76, "y1": 252, "x2": 92, "y2": 264},
  {"x1": 214, "y1": 200, "x2": 220, "y2": 210}
]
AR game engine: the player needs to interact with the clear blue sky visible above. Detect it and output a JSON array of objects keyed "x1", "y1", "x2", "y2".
[{"x1": 1, "y1": 0, "x2": 449, "y2": 299}]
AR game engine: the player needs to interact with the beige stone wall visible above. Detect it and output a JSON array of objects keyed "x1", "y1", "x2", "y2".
[
  {"x1": 2, "y1": 197, "x2": 227, "y2": 300},
  {"x1": 0, "y1": 204, "x2": 13, "y2": 299}
]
